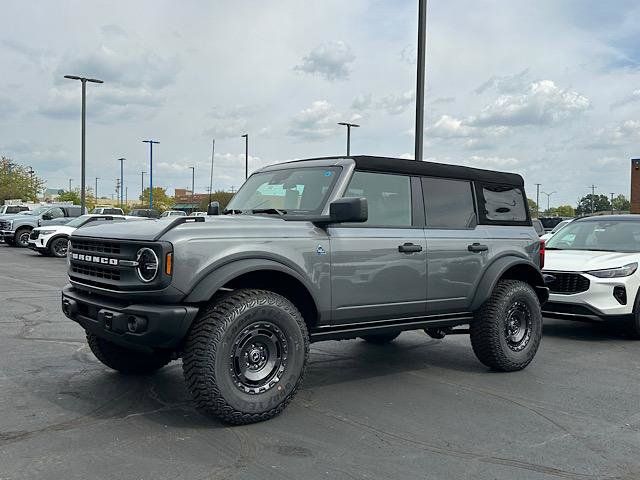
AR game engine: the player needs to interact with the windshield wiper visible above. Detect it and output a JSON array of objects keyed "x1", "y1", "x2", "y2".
[{"x1": 249, "y1": 208, "x2": 287, "y2": 216}]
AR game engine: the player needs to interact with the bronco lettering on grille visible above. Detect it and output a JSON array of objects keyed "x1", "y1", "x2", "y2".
[{"x1": 71, "y1": 253, "x2": 118, "y2": 266}]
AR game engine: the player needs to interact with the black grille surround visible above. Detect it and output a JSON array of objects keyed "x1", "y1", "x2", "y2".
[
  {"x1": 30, "y1": 230, "x2": 40, "y2": 240},
  {"x1": 544, "y1": 271, "x2": 590, "y2": 295},
  {"x1": 68, "y1": 237, "x2": 172, "y2": 292}
]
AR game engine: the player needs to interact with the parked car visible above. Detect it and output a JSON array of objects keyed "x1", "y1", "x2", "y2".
[
  {"x1": 28, "y1": 214, "x2": 146, "y2": 257},
  {"x1": 0, "y1": 205, "x2": 84, "y2": 247},
  {"x1": 540, "y1": 218, "x2": 573, "y2": 241},
  {"x1": 160, "y1": 210, "x2": 187, "y2": 218},
  {"x1": 0, "y1": 205, "x2": 30, "y2": 216},
  {"x1": 129, "y1": 208, "x2": 160, "y2": 219},
  {"x1": 542, "y1": 215, "x2": 640, "y2": 338},
  {"x1": 189, "y1": 211, "x2": 207, "y2": 217},
  {"x1": 91, "y1": 207, "x2": 124, "y2": 215},
  {"x1": 62, "y1": 155, "x2": 547, "y2": 424},
  {"x1": 539, "y1": 216, "x2": 569, "y2": 233},
  {"x1": 532, "y1": 218, "x2": 545, "y2": 236}
]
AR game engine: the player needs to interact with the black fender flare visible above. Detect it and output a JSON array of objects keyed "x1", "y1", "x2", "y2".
[
  {"x1": 183, "y1": 258, "x2": 321, "y2": 307},
  {"x1": 470, "y1": 256, "x2": 548, "y2": 312}
]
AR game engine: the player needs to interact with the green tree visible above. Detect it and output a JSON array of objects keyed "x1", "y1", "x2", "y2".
[
  {"x1": 576, "y1": 194, "x2": 611, "y2": 216},
  {"x1": 611, "y1": 194, "x2": 630, "y2": 212},
  {"x1": 198, "y1": 190, "x2": 235, "y2": 211},
  {"x1": 0, "y1": 156, "x2": 45, "y2": 204},
  {"x1": 140, "y1": 187, "x2": 173, "y2": 212},
  {"x1": 554, "y1": 205, "x2": 575, "y2": 217},
  {"x1": 527, "y1": 198, "x2": 538, "y2": 217},
  {"x1": 56, "y1": 188, "x2": 96, "y2": 210}
]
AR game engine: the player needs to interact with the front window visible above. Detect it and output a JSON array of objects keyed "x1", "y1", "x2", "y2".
[
  {"x1": 226, "y1": 166, "x2": 341, "y2": 215},
  {"x1": 344, "y1": 171, "x2": 411, "y2": 226},
  {"x1": 22, "y1": 206, "x2": 49, "y2": 216},
  {"x1": 546, "y1": 220, "x2": 640, "y2": 252}
]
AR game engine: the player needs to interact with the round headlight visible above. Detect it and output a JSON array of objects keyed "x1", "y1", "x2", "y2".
[{"x1": 136, "y1": 247, "x2": 159, "y2": 283}]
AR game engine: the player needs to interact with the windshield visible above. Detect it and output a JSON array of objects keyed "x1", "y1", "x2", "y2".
[
  {"x1": 21, "y1": 206, "x2": 49, "y2": 216},
  {"x1": 550, "y1": 219, "x2": 571, "y2": 234},
  {"x1": 66, "y1": 215, "x2": 94, "y2": 228},
  {"x1": 546, "y1": 219, "x2": 640, "y2": 252},
  {"x1": 226, "y1": 166, "x2": 341, "y2": 214}
]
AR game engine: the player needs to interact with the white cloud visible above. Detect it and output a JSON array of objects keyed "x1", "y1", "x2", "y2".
[
  {"x1": 590, "y1": 119, "x2": 640, "y2": 148},
  {"x1": 287, "y1": 100, "x2": 341, "y2": 140},
  {"x1": 426, "y1": 115, "x2": 475, "y2": 138},
  {"x1": 294, "y1": 41, "x2": 355, "y2": 81},
  {"x1": 377, "y1": 90, "x2": 415, "y2": 115}
]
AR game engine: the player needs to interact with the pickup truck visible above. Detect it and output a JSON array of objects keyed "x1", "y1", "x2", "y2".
[{"x1": 0, "y1": 205, "x2": 84, "y2": 247}]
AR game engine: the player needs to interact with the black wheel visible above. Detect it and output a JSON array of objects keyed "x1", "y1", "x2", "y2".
[
  {"x1": 470, "y1": 280, "x2": 542, "y2": 372},
  {"x1": 182, "y1": 289, "x2": 309, "y2": 425},
  {"x1": 49, "y1": 237, "x2": 69, "y2": 258},
  {"x1": 14, "y1": 228, "x2": 31, "y2": 248},
  {"x1": 360, "y1": 331, "x2": 401, "y2": 344},
  {"x1": 87, "y1": 333, "x2": 172, "y2": 374},
  {"x1": 627, "y1": 308, "x2": 640, "y2": 339}
]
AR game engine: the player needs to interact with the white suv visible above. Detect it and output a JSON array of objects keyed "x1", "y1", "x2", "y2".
[{"x1": 542, "y1": 215, "x2": 640, "y2": 337}]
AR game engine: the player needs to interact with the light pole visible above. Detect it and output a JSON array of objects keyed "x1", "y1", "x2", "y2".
[
  {"x1": 241, "y1": 134, "x2": 248, "y2": 180},
  {"x1": 209, "y1": 139, "x2": 216, "y2": 205},
  {"x1": 541, "y1": 191, "x2": 556, "y2": 214},
  {"x1": 142, "y1": 140, "x2": 160, "y2": 208},
  {"x1": 610, "y1": 192, "x2": 615, "y2": 214},
  {"x1": 415, "y1": 0, "x2": 427, "y2": 161},
  {"x1": 64, "y1": 75, "x2": 103, "y2": 213},
  {"x1": 117, "y1": 158, "x2": 125, "y2": 207},
  {"x1": 189, "y1": 166, "x2": 195, "y2": 211},
  {"x1": 141, "y1": 171, "x2": 146, "y2": 206},
  {"x1": 534, "y1": 183, "x2": 541, "y2": 217},
  {"x1": 337, "y1": 122, "x2": 360, "y2": 156},
  {"x1": 95, "y1": 177, "x2": 99, "y2": 201},
  {"x1": 589, "y1": 184, "x2": 597, "y2": 214},
  {"x1": 69, "y1": 178, "x2": 73, "y2": 192}
]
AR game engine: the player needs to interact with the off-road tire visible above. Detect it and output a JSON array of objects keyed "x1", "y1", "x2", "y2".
[
  {"x1": 49, "y1": 237, "x2": 68, "y2": 258},
  {"x1": 87, "y1": 333, "x2": 172, "y2": 374},
  {"x1": 627, "y1": 311, "x2": 640, "y2": 340},
  {"x1": 360, "y1": 332, "x2": 401, "y2": 344},
  {"x1": 14, "y1": 228, "x2": 31, "y2": 248},
  {"x1": 182, "y1": 289, "x2": 309, "y2": 425},
  {"x1": 470, "y1": 280, "x2": 542, "y2": 372}
]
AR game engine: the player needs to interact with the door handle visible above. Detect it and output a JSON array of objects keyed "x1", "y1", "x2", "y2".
[
  {"x1": 468, "y1": 243, "x2": 488, "y2": 252},
  {"x1": 398, "y1": 242, "x2": 423, "y2": 253}
]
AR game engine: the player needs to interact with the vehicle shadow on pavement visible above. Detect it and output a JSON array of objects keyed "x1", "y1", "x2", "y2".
[{"x1": 542, "y1": 318, "x2": 633, "y2": 342}]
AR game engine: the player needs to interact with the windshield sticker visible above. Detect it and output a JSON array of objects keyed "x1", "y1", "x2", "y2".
[{"x1": 324, "y1": 171, "x2": 333, "y2": 177}]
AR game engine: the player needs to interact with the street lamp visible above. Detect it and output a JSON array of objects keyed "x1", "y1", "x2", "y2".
[
  {"x1": 117, "y1": 158, "x2": 125, "y2": 207},
  {"x1": 68, "y1": 178, "x2": 73, "y2": 192},
  {"x1": 142, "y1": 140, "x2": 160, "y2": 208},
  {"x1": 189, "y1": 166, "x2": 195, "y2": 211},
  {"x1": 64, "y1": 75, "x2": 103, "y2": 213},
  {"x1": 209, "y1": 139, "x2": 215, "y2": 205},
  {"x1": 415, "y1": 0, "x2": 427, "y2": 161},
  {"x1": 241, "y1": 134, "x2": 248, "y2": 180},
  {"x1": 95, "y1": 177, "x2": 99, "y2": 200},
  {"x1": 337, "y1": 122, "x2": 360, "y2": 156},
  {"x1": 141, "y1": 171, "x2": 146, "y2": 206},
  {"x1": 541, "y1": 191, "x2": 556, "y2": 214}
]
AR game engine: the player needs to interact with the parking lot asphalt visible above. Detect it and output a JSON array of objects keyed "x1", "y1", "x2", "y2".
[{"x1": 0, "y1": 245, "x2": 639, "y2": 480}]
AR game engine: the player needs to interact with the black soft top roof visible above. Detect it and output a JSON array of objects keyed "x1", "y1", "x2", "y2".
[{"x1": 281, "y1": 155, "x2": 524, "y2": 186}]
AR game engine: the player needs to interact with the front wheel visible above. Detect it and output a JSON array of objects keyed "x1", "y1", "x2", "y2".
[
  {"x1": 470, "y1": 280, "x2": 542, "y2": 372},
  {"x1": 182, "y1": 289, "x2": 309, "y2": 425},
  {"x1": 49, "y1": 237, "x2": 69, "y2": 258},
  {"x1": 14, "y1": 228, "x2": 31, "y2": 248}
]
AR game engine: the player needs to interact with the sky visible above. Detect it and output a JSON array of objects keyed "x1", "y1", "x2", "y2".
[{"x1": 1, "y1": 0, "x2": 639, "y2": 208}]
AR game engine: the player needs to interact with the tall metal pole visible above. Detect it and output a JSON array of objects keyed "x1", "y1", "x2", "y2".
[
  {"x1": 69, "y1": 178, "x2": 72, "y2": 192},
  {"x1": 189, "y1": 166, "x2": 195, "y2": 211},
  {"x1": 535, "y1": 183, "x2": 541, "y2": 217},
  {"x1": 95, "y1": 177, "x2": 99, "y2": 200},
  {"x1": 610, "y1": 192, "x2": 615, "y2": 214},
  {"x1": 337, "y1": 122, "x2": 360, "y2": 156},
  {"x1": 541, "y1": 191, "x2": 556, "y2": 214},
  {"x1": 143, "y1": 140, "x2": 159, "y2": 208},
  {"x1": 590, "y1": 184, "x2": 597, "y2": 214},
  {"x1": 414, "y1": 0, "x2": 427, "y2": 161},
  {"x1": 209, "y1": 139, "x2": 215, "y2": 205},
  {"x1": 118, "y1": 158, "x2": 125, "y2": 207},
  {"x1": 241, "y1": 134, "x2": 248, "y2": 180},
  {"x1": 141, "y1": 171, "x2": 146, "y2": 206}
]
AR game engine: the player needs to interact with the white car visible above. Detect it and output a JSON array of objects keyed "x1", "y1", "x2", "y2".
[
  {"x1": 27, "y1": 214, "x2": 142, "y2": 257},
  {"x1": 189, "y1": 211, "x2": 207, "y2": 217},
  {"x1": 160, "y1": 210, "x2": 187, "y2": 218},
  {"x1": 540, "y1": 218, "x2": 573, "y2": 242},
  {"x1": 542, "y1": 215, "x2": 640, "y2": 338}
]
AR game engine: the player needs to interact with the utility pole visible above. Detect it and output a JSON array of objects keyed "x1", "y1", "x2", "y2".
[
  {"x1": 414, "y1": 0, "x2": 427, "y2": 161},
  {"x1": 142, "y1": 140, "x2": 160, "y2": 208},
  {"x1": 115, "y1": 178, "x2": 120, "y2": 204},
  {"x1": 241, "y1": 134, "x2": 249, "y2": 180},
  {"x1": 189, "y1": 166, "x2": 195, "y2": 212},
  {"x1": 610, "y1": 192, "x2": 615, "y2": 214},
  {"x1": 589, "y1": 184, "x2": 597, "y2": 214},
  {"x1": 64, "y1": 75, "x2": 104, "y2": 213},
  {"x1": 117, "y1": 158, "x2": 125, "y2": 207},
  {"x1": 141, "y1": 171, "x2": 146, "y2": 206},
  {"x1": 69, "y1": 178, "x2": 73, "y2": 192},
  {"x1": 535, "y1": 183, "x2": 541, "y2": 217},
  {"x1": 209, "y1": 139, "x2": 215, "y2": 205},
  {"x1": 125, "y1": 186, "x2": 128, "y2": 207},
  {"x1": 337, "y1": 122, "x2": 360, "y2": 156},
  {"x1": 95, "y1": 177, "x2": 99, "y2": 200}
]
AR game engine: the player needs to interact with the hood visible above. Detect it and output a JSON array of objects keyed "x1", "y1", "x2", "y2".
[
  {"x1": 544, "y1": 249, "x2": 638, "y2": 272},
  {"x1": 0, "y1": 214, "x2": 31, "y2": 222},
  {"x1": 35, "y1": 224, "x2": 74, "y2": 234},
  {"x1": 71, "y1": 214, "x2": 314, "y2": 242}
]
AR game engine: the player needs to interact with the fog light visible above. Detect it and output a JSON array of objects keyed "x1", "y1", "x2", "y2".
[
  {"x1": 127, "y1": 316, "x2": 148, "y2": 333},
  {"x1": 613, "y1": 286, "x2": 627, "y2": 305}
]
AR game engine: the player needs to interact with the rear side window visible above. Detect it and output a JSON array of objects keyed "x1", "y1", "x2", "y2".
[
  {"x1": 344, "y1": 171, "x2": 412, "y2": 227},
  {"x1": 476, "y1": 183, "x2": 528, "y2": 224},
  {"x1": 422, "y1": 177, "x2": 476, "y2": 229}
]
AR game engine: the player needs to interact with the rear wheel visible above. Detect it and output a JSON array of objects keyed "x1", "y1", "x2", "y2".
[
  {"x1": 87, "y1": 334, "x2": 172, "y2": 374},
  {"x1": 49, "y1": 237, "x2": 69, "y2": 258},
  {"x1": 182, "y1": 289, "x2": 309, "y2": 425},
  {"x1": 470, "y1": 280, "x2": 542, "y2": 372},
  {"x1": 360, "y1": 332, "x2": 401, "y2": 344},
  {"x1": 14, "y1": 228, "x2": 31, "y2": 248}
]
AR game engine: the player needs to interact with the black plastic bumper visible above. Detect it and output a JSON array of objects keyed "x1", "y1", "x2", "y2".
[{"x1": 61, "y1": 285, "x2": 199, "y2": 352}]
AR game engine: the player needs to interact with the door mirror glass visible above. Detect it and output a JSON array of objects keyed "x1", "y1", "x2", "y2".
[{"x1": 329, "y1": 197, "x2": 368, "y2": 223}]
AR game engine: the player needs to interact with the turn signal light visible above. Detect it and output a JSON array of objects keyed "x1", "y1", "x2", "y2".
[
  {"x1": 165, "y1": 252, "x2": 173, "y2": 275},
  {"x1": 539, "y1": 239, "x2": 545, "y2": 270}
]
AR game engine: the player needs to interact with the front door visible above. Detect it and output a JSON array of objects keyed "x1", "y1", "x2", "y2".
[{"x1": 329, "y1": 171, "x2": 427, "y2": 324}]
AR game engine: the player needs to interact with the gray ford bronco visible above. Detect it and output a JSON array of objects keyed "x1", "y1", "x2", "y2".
[{"x1": 61, "y1": 156, "x2": 548, "y2": 424}]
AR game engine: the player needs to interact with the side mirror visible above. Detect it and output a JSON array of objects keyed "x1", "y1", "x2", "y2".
[
  {"x1": 329, "y1": 197, "x2": 368, "y2": 223},
  {"x1": 207, "y1": 201, "x2": 220, "y2": 216},
  {"x1": 42, "y1": 213, "x2": 52, "y2": 220}
]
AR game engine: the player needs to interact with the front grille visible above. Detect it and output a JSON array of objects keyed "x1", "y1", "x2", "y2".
[
  {"x1": 30, "y1": 230, "x2": 39, "y2": 240},
  {"x1": 545, "y1": 272, "x2": 590, "y2": 294},
  {"x1": 71, "y1": 239, "x2": 120, "y2": 254},
  {"x1": 71, "y1": 264, "x2": 121, "y2": 281},
  {"x1": 0, "y1": 220, "x2": 10, "y2": 230}
]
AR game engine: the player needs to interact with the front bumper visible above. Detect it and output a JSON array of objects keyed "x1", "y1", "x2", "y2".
[
  {"x1": 61, "y1": 285, "x2": 199, "y2": 352},
  {"x1": 0, "y1": 230, "x2": 15, "y2": 241}
]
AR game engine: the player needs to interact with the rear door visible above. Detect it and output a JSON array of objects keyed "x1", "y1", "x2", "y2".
[
  {"x1": 329, "y1": 171, "x2": 427, "y2": 323},
  {"x1": 422, "y1": 177, "x2": 487, "y2": 313}
]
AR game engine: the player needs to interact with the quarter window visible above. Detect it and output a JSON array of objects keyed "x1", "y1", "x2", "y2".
[
  {"x1": 477, "y1": 184, "x2": 527, "y2": 223},
  {"x1": 344, "y1": 171, "x2": 412, "y2": 226},
  {"x1": 422, "y1": 177, "x2": 476, "y2": 229}
]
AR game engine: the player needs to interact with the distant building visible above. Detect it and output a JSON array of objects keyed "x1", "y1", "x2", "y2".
[
  {"x1": 174, "y1": 188, "x2": 209, "y2": 212},
  {"x1": 42, "y1": 188, "x2": 64, "y2": 202}
]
